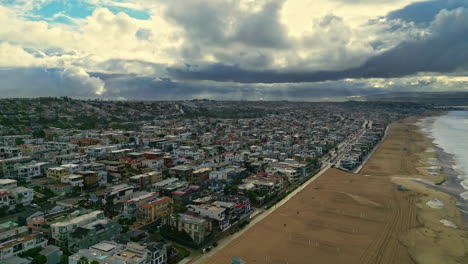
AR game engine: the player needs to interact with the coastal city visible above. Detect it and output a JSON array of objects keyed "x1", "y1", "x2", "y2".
[{"x1": 0, "y1": 98, "x2": 429, "y2": 264}]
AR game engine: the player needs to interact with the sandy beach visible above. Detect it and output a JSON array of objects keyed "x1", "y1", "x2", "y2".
[{"x1": 202, "y1": 114, "x2": 468, "y2": 264}]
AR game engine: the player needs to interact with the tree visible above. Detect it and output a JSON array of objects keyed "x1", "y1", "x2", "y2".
[
  {"x1": 162, "y1": 169, "x2": 170, "y2": 179},
  {"x1": 91, "y1": 261, "x2": 100, "y2": 264},
  {"x1": 59, "y1": 255, "x2": 69, "y2": 264},
  {"x1": 78, "y1": 256, "x2": 89, "y2": 264},
  {"x1": 33, "y1": 129, "x2": 46, "y2": 139},
  {"x1": 0, "y1": 205, "x2": 9, "y2": 217},
  {"x1": 15, "y1": 138, "x2": 24, "y2": 145},
  {"x1": 32, "y1": 255, "x2": 47, "y2": 264}
]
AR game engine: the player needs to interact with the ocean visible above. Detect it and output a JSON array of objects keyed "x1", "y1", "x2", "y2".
[{"x1": 427, "y1": 111, "x2": 468, "y2": 214}]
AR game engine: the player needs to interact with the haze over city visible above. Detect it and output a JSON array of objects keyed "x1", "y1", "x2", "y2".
[{"x1": 1, "y1": 0, "x2": 468, "y2": 100}]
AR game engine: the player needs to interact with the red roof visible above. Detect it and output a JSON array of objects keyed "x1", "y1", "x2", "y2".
[{"x1": 235, "y1": 203, "x2": 245, "y2": 209}]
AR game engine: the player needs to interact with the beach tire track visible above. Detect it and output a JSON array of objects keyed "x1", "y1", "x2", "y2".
[{"x1": 359, "y1": 188, "x2": 401, "y2": 264}]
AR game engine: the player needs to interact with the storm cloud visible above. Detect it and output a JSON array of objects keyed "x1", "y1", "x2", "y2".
[
  {"x1": 167, "y1": 7, "x2": 468, "y2": 83},
  {"x1": 1, "y1": 0, "x2": 468, "y2": 100}
]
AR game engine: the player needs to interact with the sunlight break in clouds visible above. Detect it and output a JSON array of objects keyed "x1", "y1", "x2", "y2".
[{"x1": 0, "y1": 0, "x2": 467, "y2": 100}]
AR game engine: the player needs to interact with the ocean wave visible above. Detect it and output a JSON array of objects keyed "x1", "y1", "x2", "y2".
[
  {"x1": 460, "y1": 192, "x2": 468, "y2": 200},
  {"x1": 461, "y1": 179, "x2": 468, "y2": 191}
]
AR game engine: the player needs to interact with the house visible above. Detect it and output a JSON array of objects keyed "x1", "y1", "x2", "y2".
[
  {"x1": 68, "y1": 218, "x2": 121, "y2": 252},
  {"x1": 76, "y1": 171, "x2": 99, "y2": 190},
  {"x1": 187, "y1": 204, "x2": 230, "y2": 231},
  {"x1": 0, "y1": 181, "x2": 34, "y2": 207},
  {"x1": 16, "y1": 162, "x2": 49, "y2": 182},
  {"x1": 28, "y1": 216, "x2": 45, "y2": 231},
  {"x1": 0, "y1": 189, "x2": 13, "y2": 210},
  {"x1": 163, "y1": 214, "x2": 212, "y2": 245},
  {"x1": 84, "y1": 145, "x2": 119, "y2": 158},
  {"x1": 151, "y1": 178, "x2": 181, "y2": 193},
  {"x1": 172, "y1": 185, "x2": 200, "y2": 205},
  {"x1": 0, "y1": 146, "x2": 22, "y2": 158},
  {"x1": 47, "y1": 183, "x2": 73, "y2": 196},
  {"x1": 50, "y1": 210, "x2": 106, "y2": 247},
  {"x1": 69, "y1": 240, "x2": 165, "y2": 264},
  {"x1": 169, "y1": 165, "x2": 193, "y2": 180},
  {"x1": 138, "y1": 196, "x2": 173, "y2": 223},
  {"x1": 123, "y1": 192, "x2": 159, "y2": 218},
  {"x1": 0, "y1": 221, "x2": 48, "y2": 261},
  {"x1": 0, "y1": 156, "x2": 33, "y2": 179},
  {"x1": 119, "y1": 157, "x2": 142, "y2": 169},
  {"x1": 60, "y1": 164, "x2": 82, "y2": 175},
  {"x1": 39, "y1": 245, "x2": 63, "y2": 264},
  {"x1": 129, "y1": 171, "x2": 161, "y2": 190},
  {"x1": 190, "y1": 168, "x2": 210, "y2": 184},
  {"x1": 47, "y1": 167, "x2": 69, "y2": 181},
  {"x1": 55, "y1": 153, "x2": 87, "y2": 165},
  {"x1": 61, "y1": 175, "x2": 84, "y2": 189},
  {"x1": 242, "y1": 173, "x2": 286, "y2": 195},
  {"x1": 105, "y1": 184, "x2": 134, "y2": 206}
]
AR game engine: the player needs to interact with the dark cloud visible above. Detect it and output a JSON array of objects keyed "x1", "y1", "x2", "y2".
[
  {"x1": 0, "y1": 67, "x2": 104, "y2": 97},
  {"x1": 167, "y1": 7, "x2": 468, "y2": 83},
  {"x1": 162, "y1": 0, "x2": 290, "y2": 63},
  {"x1": 91, "y1": 72, "x2": 385, "y2": 100},
  {"x1": 234, "y1": 0, "x2": 290, "y2": 49},
  {"x1": 387, "y1": 0, "x2": 468, "y2": 24}
]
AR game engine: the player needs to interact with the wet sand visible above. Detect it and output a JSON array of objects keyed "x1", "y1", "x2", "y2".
[{"x1": 203, "y1": 114, "x2": 468, "y2": 264}]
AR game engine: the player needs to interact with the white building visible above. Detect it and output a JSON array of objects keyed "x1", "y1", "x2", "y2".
[
  {"x1": 188, "y1": 204, "x2": 225, "y2": 221},
  {"x1": 105, "y1": 184, "x2": 134, "y2": 205},
  {"x1": 0, "y1": 146, "x2": 22, "y2": 158},
  {"x1": 51, "y1": 211, "x2": 105, "y2": 242},
  {"x1": 0, "y1": 222, "x2": 47, "y2": 261},
  {"x1": 0, "y1": 179, "x2": 34, "y2": 207},
  {"x1": 11, "y1": 187, "x2": 34, "y2": 206},
  {"x1": 69, "y1": 240, "x2": 167, "y2": 264},
  {"x1": 61, "y1": 175, "x2": 84, "y2": 188},
  {"x1": 16, "y1": 162, "x2": 49, "y2": 182},
  {"x1": 60, "y1": 164, "x2": 82, "y2": 174},
  {"x1": 85, "y1": 145, "x2": 120, "y2": 158}
]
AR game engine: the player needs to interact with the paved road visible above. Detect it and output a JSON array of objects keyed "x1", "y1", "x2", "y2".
[
  {"x1": 190, "y1": 163, "x2": 333, "y2": 264},
  {"x1": 186, "y1": 129, "x2": 365, "y2": 264}
]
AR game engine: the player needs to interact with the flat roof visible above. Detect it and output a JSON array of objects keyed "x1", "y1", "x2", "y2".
[{"x1": 91, "y1": 242, "x2": 118, "y2": 252}]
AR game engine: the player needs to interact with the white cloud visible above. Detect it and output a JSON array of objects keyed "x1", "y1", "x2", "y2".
[
  {"x1": 0, "y1": 0, "x2": 467, "y2": 99},
  {"x1": 0, "y1": 42, "x2": 40, "y2": 67}
]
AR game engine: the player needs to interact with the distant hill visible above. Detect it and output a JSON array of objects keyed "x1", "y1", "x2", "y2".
[{"x1": 359, "y1": 92, "x2": 468, "y2": 106}]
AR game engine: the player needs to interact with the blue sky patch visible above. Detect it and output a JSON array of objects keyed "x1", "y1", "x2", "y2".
[{"x1": 0, "y1": 0, "x2": 151, "y2": 24}]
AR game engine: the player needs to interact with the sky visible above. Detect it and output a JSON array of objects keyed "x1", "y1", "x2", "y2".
[{"x1": 0, "y1": 0, "x2": 468, "y2": 101}]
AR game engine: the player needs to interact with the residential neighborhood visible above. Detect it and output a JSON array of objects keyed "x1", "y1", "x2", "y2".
[{"x1": 0, "y1": 98, "x2": 429, "y2": 263}]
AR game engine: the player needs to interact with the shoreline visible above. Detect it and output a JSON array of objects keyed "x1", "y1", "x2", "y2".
[
  {"x1": 417, "y1": 112, "x2": 468, "y2": 225},
  {"x1": 201, "y1": 111, "x2": 468, "y2": 264},
  {"x1": 385, "y1": 112, "x2": 468, "y2": 263}
]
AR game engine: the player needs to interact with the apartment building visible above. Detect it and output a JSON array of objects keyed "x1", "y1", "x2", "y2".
[
  {"x1": 16, "y1": 162, "x2": 49, "y2": 182},
  {"x1": 50, "y1": 210, "x2": 106, "y2": 247},
  {"x1": 68, "y1": 219, "x2": 121, "y2": 252},
  {"x1": 105, "y1": 184, "x2": 134, "y2": 206},
  {"x1": 164, "y1": 214, "x2": 212, "y2": 245},
  {"x1": 0, "y1": 179, "x2": 34, "y2": 207},
  {"x1": 138, "y1": 196, "x2": 173, "y2": 222},
  {"x1": 0, "y1": 221, "x2": 48, "y2": 261},
  {"x1": 47, "y1": 167, "x2": 69, "y2": 181},
  {"x1": 187, "y1": 204, "x2": 230, "y2": 231},
  {"x1": 0, "y1": 156, "x2": 33, "y2": 179},
  {"x1": 123, "y1": 192, "x2": 159, "y2": 218},
  {"x1": 129, "y1": 171, "x2": 161, "y2": 190}
]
